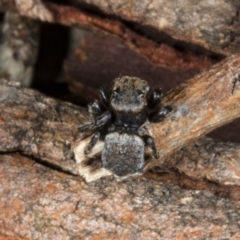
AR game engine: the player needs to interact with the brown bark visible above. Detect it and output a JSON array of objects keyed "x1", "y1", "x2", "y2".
[
  {"x1": 158, "y1": 137, "x2": 240, "y2": 188},
  {"x1": 0, "y1": 79, "x2": 91, "y2": 175},
  {"x1": 71, "y1": 0, "x2": 240, "y2": 56},
  {"x1": 0, "y1": 0, "x2": 216, "y2": 70},
  {"x1": 65, "y1": 27, "x2": 200, "y2": 100},
  {"x1": 1, "y1": 153, "x2": 240, "y2": 239},
  {"x1": 2, "y1": 0, "x2": 240, "y2": 57}
]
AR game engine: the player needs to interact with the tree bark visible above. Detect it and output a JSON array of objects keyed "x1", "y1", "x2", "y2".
[
  {"x1": 1, "y1": 153, "x2": 240, "y2": 239},
  {"x1": 0, "y1": 0, "x2": 217, "y2": 70},
  {"x1": 71, "y1": 0, "x2": 240, "y2": 56},
  {"x1": 2, "y1": 0, "x2": 240, "y2": 57}
]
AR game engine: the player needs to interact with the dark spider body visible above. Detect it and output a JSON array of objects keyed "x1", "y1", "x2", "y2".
[{"x1": 79, "y1": 76, "x2": 171, "y2": 177}]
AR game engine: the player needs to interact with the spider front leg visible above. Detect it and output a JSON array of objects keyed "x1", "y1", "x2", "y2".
[
  {"x1": 88, "y1": 100, "x2": 103, "y2": 117},
  {"x1": 149, "y1": 106, "x2": 172, "y2": 122},
  {"x1": 79, "y1": 108, "x2": 111, "y2": 133},
  {"x1": 148, "y1": 88, "x2": 163, "y2": 109},
  {"x1": 142, "y1": 135, "x2": 159, "y2": 159},
  {"x1": 84, "y1": 131, "x2": 101, "y2": 155},
  {"x1": 99, "y1": 85, "x2": 110, "y2": 107},
  {"x1": 83, "y1": 111, "x2": 111, "y2": 155}
]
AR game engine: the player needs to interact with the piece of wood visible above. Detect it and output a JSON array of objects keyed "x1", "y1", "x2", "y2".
[{"x1": 147, "y1": 53, "x2": 240, "y2": 170}]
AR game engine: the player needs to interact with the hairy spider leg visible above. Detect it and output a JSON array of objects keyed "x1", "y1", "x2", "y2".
[
  {"x1": 94, "y1": 111, "x2": 111, "y2": 128},
  {"x1": 84, "y1": 131, "x2": 101, "y2": 155},
  {"x1": 79, "y1": 111, "x2": 111, "y2": 133},
  {"x1": 83, "y1": 111, "x2": 112, "y2": 155},
  {"x1": 148, "y1": 88, "x2": 163, "y2": 109},
  {"x1": 149, "y1": 106, "x2": 172, "y2": 122},
  {"x1": 88, "y1": 100, "x2": 103, "y2": 117},
  {"x1": 142, "y1": 135, "x2": 159, "y2": 159},
  {"x1": 99, "y1": 85, "x2": 110, "y2": 107},
  {"x1": 78, "y1": 123, "x2": 94, "y2": 133}
]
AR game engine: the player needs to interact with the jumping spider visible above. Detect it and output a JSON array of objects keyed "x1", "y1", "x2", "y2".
[{"x1": 79, "y1": 76, "x2": 171, "y2": 177}]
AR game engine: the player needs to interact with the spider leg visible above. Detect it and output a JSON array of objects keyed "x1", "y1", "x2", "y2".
[
  {"x1": 99, "y1": 85, "x2": 110, "y2": 107},
  {"x1": 149, "y1": 106, "x2": 172, "y2": 122},
  {"x1": 148, "y1": 88, "x2": 163, "y2": 109},
  {"x1": 88, "y1": 99, "x2": 103, "y2": 117},
  {"x1": 142, "y1": 135, "x2": 159, "y2": 159},
  {"x1": 79, "y1": 110, "x2": 111, "y2": 133},
  {"x1": 84, "y1": 131, "x2": 101, "y2": 155},
  {"x1": 95, "y1": 111, "x2": 111, "y2": 128},
  {"x1": 78, "y1": 123, "x2": 94, "y2": 133}
]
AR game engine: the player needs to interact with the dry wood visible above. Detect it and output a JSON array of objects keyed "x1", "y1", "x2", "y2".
[
  {"x1": 158, "y1": 137, "x2": 240, "y2": 188},
  {"x1": 147, "y1": 53, "x2": 240, "y2": 169},
  {"x1": 1, "y1": 154, "x2": 240, "y2": 239}
]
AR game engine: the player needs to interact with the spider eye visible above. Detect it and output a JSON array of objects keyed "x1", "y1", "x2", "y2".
[
  {"x1": 137, "y1": 90, "x2": 145, "y2": 99},
  {"x1": 112, "y1": 87, "x2": 120, "y2": 97}
]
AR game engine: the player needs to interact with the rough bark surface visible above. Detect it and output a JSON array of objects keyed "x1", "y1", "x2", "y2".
[
  {"x1": 72, "y1": 0, "x2": 240, "y2": 56},
  {"x1": 0, "y1": 0, "x2": 216, "y2": 70},
  {"x1": 3, "y1": 0, "x2": 238, "y2": 57},
  {"x1": 1, "y1": 154, "x2": 240, "y2": 239},
  {"x1": 0, "y1": 79, "x2": 91, "y2": 174},
  {"x1": 161, "y1": 137, "x2": 240, "y2": 188}
]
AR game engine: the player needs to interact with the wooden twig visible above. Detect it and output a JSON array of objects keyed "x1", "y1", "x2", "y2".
[{"x1": 147, "y1": 54, "x2": 240, "y2": 169}]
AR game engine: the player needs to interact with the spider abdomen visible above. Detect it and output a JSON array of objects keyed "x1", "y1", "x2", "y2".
[{"x1": 102, "y1": 132, "x2": 144, "y2": 176}]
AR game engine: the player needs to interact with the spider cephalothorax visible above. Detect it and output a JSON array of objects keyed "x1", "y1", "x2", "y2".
[{"x1": 79, "y1": 76, "x2": 171, "y2": 177}]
